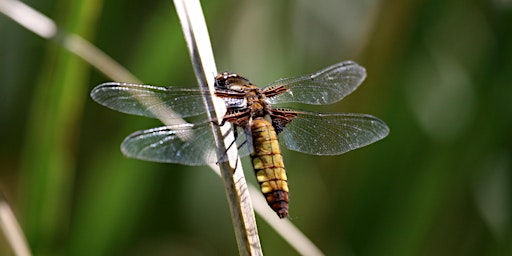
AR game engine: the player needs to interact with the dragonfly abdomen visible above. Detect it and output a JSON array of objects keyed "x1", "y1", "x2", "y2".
[{"x1": 250, "y1": 117, "x2": 289, "y2": 218}]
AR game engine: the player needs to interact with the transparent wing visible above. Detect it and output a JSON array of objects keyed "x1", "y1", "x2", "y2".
[
  {"x1": 264, "y1": 61, "x2": 366, "y2": 105},
  {"x1": 121, "y1": 121, "x2": 250, "y2": 165},
  {"x1": 279, "y1": 109, "x2": 389, "y2": 155},
  {"x1": 90, "y1": 82, "x2": 210, "y2": 119}
]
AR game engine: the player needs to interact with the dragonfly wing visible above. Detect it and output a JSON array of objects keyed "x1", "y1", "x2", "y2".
[
  {"x1": 121, "y1": 121, "x2": 250, "y2": 165},
  {"x1": 91, "y1": 82, "x2": 210, "y2": 119},
  {"x1": 279, "y1": 110, "x2": 389, "y2": 155},
  {"x1": 264, "y1": 61, "x2": 366, "y2": 105}
]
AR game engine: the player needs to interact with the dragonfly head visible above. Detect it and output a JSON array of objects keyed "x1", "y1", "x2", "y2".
[{"x1": 214, "y1": 72, "x2": 252, "y2": 92}]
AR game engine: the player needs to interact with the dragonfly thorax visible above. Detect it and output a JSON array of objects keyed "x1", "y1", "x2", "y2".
[
  {"x1": 243, "y1": 87, "x2": 273, "y2": 119},
  {"x1": 214, "y1": 72, "x2": 273, "y2": 127}
]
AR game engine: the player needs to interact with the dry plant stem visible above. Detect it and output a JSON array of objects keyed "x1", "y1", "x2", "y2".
[
  {"x1": 1, "y1": 1, "x2": 324, "y2": 255},
  {"x1": 173, "y1": 0, "x2": 262, "y2": 255},
  {"x1": 0, "y1": 195, "x2": 32, "y2": 256}
]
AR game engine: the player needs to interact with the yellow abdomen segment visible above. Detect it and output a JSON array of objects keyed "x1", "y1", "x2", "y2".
[{"x1": 250, "y1": 117, "x2": 289, "y2": 218}]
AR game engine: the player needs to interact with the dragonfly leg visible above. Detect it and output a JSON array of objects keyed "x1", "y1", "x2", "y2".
[
  {"x1": 216, "y1": 126, "x2": 238, "y2": 164},
  {"x1": 210, "y1": 117, "x2": 224, "y2": 126}
]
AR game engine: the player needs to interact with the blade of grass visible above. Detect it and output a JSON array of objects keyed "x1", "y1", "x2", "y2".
[
  {"x1": 173, "y1": 0, "x2": 261, "y2": 255},
  {"x1": 0, "y1": 194, "x2": 32, "y2": 256}
]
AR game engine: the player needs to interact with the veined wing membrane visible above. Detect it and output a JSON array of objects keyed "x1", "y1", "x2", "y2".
[
  {"x1": 91, "y1": 82, "x2": 210, "y2": 119},
  {"x1": 279, "y1": 109, "x2": 389, "y2": 155},
  {"x1": 121, "y1": 121, "x2": 250, "y2": 165},
  {"x1": 264, "y1": 61, "x2": 366, "y2": 105}
]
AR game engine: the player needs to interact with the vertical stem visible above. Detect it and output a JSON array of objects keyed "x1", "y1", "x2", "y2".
[
  {"x1": 173, "y1": 1, "x2": 262, "y2": 255},
  {"x1": 0, "y1": 194, "x2": 32, "y2": 256}
]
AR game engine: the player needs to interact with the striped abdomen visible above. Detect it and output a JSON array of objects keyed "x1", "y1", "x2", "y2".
[{"x1": 250, "y1": 117, "x2": 289, "y2": 218}]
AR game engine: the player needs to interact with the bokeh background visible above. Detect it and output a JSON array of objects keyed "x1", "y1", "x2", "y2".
[{"x1": 1, "y1": 0, "x2": 511, "y2": 255}]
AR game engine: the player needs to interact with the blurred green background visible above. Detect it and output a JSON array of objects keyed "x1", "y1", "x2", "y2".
[{"x1": 1, "y1": 0, "x2": 511, "y2": 255}]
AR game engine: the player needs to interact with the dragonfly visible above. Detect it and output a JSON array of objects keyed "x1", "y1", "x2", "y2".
[{"x1": 90, "y1": 61, "x2": 389, "y2": 218}]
